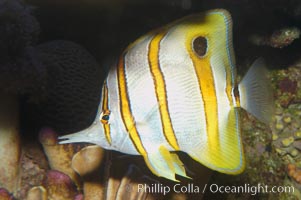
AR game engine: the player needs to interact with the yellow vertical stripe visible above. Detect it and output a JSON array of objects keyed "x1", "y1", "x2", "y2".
[
  {"x1": 148, "y1": 33, "x2": 180, "y2": 150},
  {"x1": 102, "y1": 81, "x2": 111, "y2": 144},
  {"x1": 117, "y1": 54, "x2": 147, "y2": 155},
  {"x1": 187, "y1": 39, "x2": 219, "y2": 151}
]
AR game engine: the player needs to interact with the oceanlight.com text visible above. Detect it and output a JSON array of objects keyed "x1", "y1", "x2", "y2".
[
  {"x1": 207, "y1": 183, "x2": 294, "y2": 196},
  {"x1": 136, "y1": 183, "x2": 294, "y2": 196}
]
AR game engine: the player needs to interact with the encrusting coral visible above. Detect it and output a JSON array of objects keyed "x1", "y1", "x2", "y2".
[
  {"x1": 39, "y1": 128, "x2": 83, "y2": 188},
  {"x1": 249, "y1": 27, "x2": 300, "y2": 48},
  {"x1": 36, "y1": 129, "x2": 164, "y2": 200},
  {"x1": 26, "y1": 186, "x2": 47, "y2": 200},
  {"x1": 43, "y1": 170, "x2": 78, "y2": 200},
  {"x1": 288, "y1": 163, "x2": 301, "y2": 184},
  {"x1": 0, "y1": 188, "x2": 14, "y2": 200},
  {"x1": 71, "y1": 145, "x2": 105, "y2": 200}
]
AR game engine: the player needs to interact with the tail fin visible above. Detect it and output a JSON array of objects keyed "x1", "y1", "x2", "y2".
[{"x1": 238, "y1": 58, "x2": 273, "y2": 124}]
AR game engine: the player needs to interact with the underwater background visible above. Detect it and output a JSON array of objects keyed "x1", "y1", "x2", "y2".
[{"x1": 0, "y1": 0, "x2": 301, "y2": 199}]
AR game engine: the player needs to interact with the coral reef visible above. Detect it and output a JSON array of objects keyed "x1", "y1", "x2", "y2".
[
  {"x1": 1, "y1": 0, "x2": 301, "y2": 199},
  {"x1": 0, "y1": 1, "x2": 104, "y2": 199}
]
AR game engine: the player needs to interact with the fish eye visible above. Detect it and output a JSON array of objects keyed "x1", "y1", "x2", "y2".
[
  {"x1": 192, "y1": 36, "x2": 208, "y2": 57},
  {"x1": 102, "y1": 115, "x2": 110, "y2": 121},
  {"x1": 100, "y1": 110, "x2": 111, "y2": 124}
]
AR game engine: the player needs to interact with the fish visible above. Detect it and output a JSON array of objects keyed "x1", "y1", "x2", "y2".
[{"x1": 59, "y1": 9, "x2": 273, "y2": 181}]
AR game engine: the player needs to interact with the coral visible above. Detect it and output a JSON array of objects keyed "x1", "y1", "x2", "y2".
[
  {"x1": 18, "y1": 145, "x2": 48, "y2": 199},
  {"x1": 31, "y1": 40, "x2": 103, "y2": 133},
  {"x1": 268, "y1": 64, "x2": 301, "y2": 199},
  {"x1": 71, "y1": 145, "x2": 104, "y2": 200},
  {"x1": 0, "y1": 0, "x2": 39, "y2": 61},
  {"x1": 72, "y1": 145, "x2": 104, "y2": 176},
  {"x1": 271, "y1": 67, "x2": 301, "y2": 159},
  {"x1": 279, "y1": 78, "x2": 298, "y2": 94},
  {"x1": 74, "y1": 194, "x2": 84, "y2": 200},
  {"x1": 249, "y1": 27, "x2": 300, "y2": 48},
  {"x1": 288, "y1": 163, "x2": 301, "y2": 183},
  {"x1": 271, "y1": 67, "x2": 301, "y2": 108},
  {"x1": 0, "y1": 94, "x2": 20, "y2": 194},
  {"x1": 39, "y1": 128, "x2": 83, "y2": 188},
  {"x1": 37, "y1": 128, "x2": 211, "y2": 200},
  {"x1": 0, "y1": 188, "x2": 15, "y2": 200},
  {"x1": 0, "y1": 47, "x2": 48, "y2": 101},
  {"x1": 43, "y1": 170, "x2": 78, "y2": 200},
  {"x1": 0, "y1": 3, "x2": 105, "y2": 197},
  {"x1": 26, "y1": 186, "x2": 47, "y2": 200},
  {"x1": 282, "y1": 137, "x2": 295, "y2": 147},
  {"x1": 105, "y1": 165, "x2": 155, "y2": 200},
  {"x1": 0, "y1": 0, "x2": 46, "y2": 100},
  {"x1": 269, "y1": 28, "x2": 300, "y2": 48}
]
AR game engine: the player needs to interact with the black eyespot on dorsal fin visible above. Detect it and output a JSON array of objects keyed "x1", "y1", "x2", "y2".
[{"x1": 192, "y1": 36, "x2": 207, "y2": 57}]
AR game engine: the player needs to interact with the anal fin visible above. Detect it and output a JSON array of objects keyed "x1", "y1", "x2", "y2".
[
  {"x1": 143, "y1": 145, "x2": 189, "y2": 181},
  {"x1": 170, "y1": 153, "x2": 191, "y2": 179}
]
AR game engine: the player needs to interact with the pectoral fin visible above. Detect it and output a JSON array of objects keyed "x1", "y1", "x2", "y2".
[{"x1": 143, "y1": 145, "x2": 189, "y2": 181}]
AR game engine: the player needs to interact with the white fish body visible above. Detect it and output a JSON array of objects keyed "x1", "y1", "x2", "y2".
[{"x1": 59, "y1": 9, "x2": 273, "y2": 181}]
